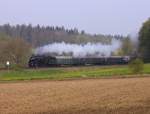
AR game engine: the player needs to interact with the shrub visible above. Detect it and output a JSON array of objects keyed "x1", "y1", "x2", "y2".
[{"x1": 128, "y1": 58, "x2": 144, "y2": 74}]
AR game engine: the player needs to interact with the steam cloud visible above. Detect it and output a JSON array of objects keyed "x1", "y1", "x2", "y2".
[{"x1": 35, "y1": 40, "x2": 121, "y2": 57}]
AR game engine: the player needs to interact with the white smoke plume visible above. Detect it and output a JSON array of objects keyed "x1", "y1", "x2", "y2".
[
  {"x1": 129, "y1": 32, "x2": 139, "y2": 43},
  {"x1": 35, "y1": 39, "x2": 121, "y2": 57}
]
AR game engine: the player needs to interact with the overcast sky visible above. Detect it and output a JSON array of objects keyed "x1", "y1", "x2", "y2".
[{"x1": 0, "y1": 0, "x2": 149, "y2": 35}]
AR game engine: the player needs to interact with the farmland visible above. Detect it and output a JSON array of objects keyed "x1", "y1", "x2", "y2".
[
  {"x1": 0, "y1": 64, "x2": 150, "y2": 81},
  {"x1": 0, "y1": 65, "x2": 150, "y2": 114},
  {"x1": 0, "y1": 77, "x2": 150, "y2": 114}
]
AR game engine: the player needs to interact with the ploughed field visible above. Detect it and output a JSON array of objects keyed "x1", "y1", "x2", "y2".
[{"x1": 0, "y1": 77, "x2": 150, "y2": 114}]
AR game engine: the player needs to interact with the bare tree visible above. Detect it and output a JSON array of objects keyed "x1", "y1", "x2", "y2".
[{"x1": 0, "y1": 38, "x2": 31, "y2": 68}]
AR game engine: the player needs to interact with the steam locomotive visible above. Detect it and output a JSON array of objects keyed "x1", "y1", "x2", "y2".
[{"x1": 28, "y1": 55, "x2": 131, "y2": 68}]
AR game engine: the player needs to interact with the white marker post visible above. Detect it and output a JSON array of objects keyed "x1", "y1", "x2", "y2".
[{"x1": 6, "y1": 61, "x2": 10, "y2": 71}]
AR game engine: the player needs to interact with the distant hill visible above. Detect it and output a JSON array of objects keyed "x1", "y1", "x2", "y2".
[{"x1": 0, "y1": 24, "x2": 125, "y2": 47}]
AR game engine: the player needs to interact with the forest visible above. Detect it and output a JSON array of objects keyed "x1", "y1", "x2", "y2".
[{"x1": 0, "y1": 24, "x2": 124, "y2": 47}]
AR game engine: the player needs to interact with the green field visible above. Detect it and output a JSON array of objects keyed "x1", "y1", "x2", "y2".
[{"x1": 0, "y1": 64, "x2": 150, "y2": 81}]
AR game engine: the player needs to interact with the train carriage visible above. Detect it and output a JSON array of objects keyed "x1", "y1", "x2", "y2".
[{"x1": 28, "y1": 55, "x2": 130, "y2": 68}]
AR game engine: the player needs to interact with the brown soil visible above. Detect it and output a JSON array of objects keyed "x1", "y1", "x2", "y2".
[{"x1": 0, "y1": 77, "x2": 150, "y2": 114}]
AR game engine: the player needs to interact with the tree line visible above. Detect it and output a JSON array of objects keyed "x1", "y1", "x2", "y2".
[{"x1": 0, "y1": 24, "x2": 124, "y2": 47}]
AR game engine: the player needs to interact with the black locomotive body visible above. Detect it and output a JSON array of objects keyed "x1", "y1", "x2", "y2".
[{"x1": 28, "y1": 55, "x2": 130, "y2": 68}]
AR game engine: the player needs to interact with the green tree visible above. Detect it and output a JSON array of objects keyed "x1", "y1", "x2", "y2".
[{"x1": 139, "y1": 18, "x2": 150, "y2": 62}]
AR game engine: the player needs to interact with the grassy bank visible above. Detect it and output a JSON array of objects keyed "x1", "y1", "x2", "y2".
[{"x1": 0, "y1": 64, "x2": 150, "y2": 81}]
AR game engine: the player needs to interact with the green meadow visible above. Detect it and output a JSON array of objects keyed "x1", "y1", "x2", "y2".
[{"x1": 0, "y1": 64, "x2": 150, "y2": 81}]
